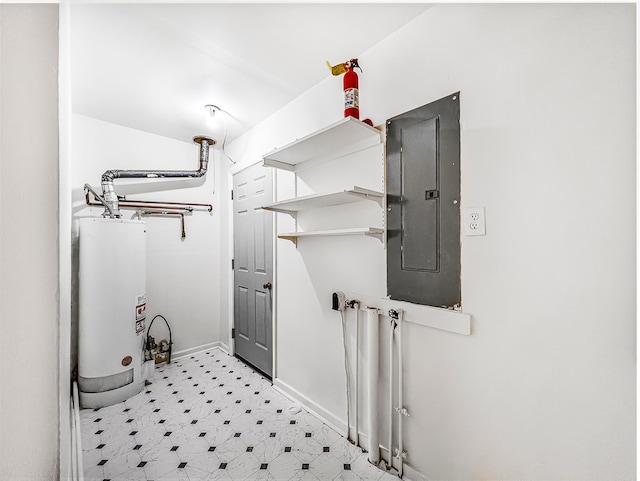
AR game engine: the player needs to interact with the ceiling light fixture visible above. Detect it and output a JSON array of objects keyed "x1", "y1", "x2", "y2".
[
  {"x1": 203, "y1": 103, "x2": 235, "y2": 165},
  {"x1": 205, "y1": 104, "x2": 220, "y2": 116},
  {"x1": 205, "y1": 104, "x2": 220, "y2": 128}
]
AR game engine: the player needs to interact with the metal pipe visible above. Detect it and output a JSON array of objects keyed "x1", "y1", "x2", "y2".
[
  {"x1": 135, "y1": 209, "x2": 189, "y2": 239},
  {"x1": 120, "y1": 198, "x2": 211, "y2": 211},
  {"x1": 100, "y1": 135, "x2": 215, "y2": 217},
  {"x1": 87, "y1": 189, "x2": 212, "y2": 211},
  {"x1": 87, "y1": 199, "x2": 204, "y2": 212},
  {"x1": 86, "y1": 188, "x2": 212, "y2": 213},
  {"x1": 84, "y1": 183, "x2": 116, "y2": 218},
  {"x1": 117, "y1": 202, "x2": 193, "y2": 213},
  {"x1": 365, "y1": 307, "x2": 380, "y2": 465}
]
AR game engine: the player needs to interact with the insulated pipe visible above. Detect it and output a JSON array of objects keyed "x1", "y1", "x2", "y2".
[
  {"x1": 365, "y1": 307, "x2": 380, "y2": 465},
  {"x1": 100, "y1": 136, "x2": 215, "y2": 218}
]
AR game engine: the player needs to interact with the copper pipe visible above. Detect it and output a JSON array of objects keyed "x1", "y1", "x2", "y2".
[
  {"x1": 135, "y1": 209, "x2": 188, "y2": 240},
  {"x1": 85, "y1": 189, "x2": 212, "y2": 213},
  {"x1": 120, "y1": 198, "x2": 212, "y2": 212}
]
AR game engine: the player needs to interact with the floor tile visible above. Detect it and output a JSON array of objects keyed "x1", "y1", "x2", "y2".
[
  {"x1": 292, "y1": 436, "x2": 324, "y2": 463},
  {"x1": 214, "y1": 436, "x2": 249, "y2": 463},
  {"x1": 226, "y1": 451, "x2": 262, "y2": 480},
  {"x1": 252, "y1": 437, "x2": 287, "y2": 463},
  {"x1": 308, "y1": 452, "x2": 344, "y2": 480},
  {"x1": 267, "y1": 451, "x2": 305, "y2": 479},
  {"x1": 329, "y1": 436, "x2": 363, "y2": 463}
]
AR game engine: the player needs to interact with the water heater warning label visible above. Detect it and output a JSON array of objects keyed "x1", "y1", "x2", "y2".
[{"x1": 135, "y1": 294, "x2": 146, "y2": 335}]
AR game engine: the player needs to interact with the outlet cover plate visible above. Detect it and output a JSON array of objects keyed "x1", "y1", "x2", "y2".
[{"x1": 463, "y1": 207, "x2": 486, "y2": 236}]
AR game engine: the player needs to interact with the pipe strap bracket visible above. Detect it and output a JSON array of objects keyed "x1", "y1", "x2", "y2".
[
  {"x1": 395, "y1": 406, "x2": 410, "y2": 417},
  {"x1": 393, "y1": 449, "x2": 408, "y2": 459}
]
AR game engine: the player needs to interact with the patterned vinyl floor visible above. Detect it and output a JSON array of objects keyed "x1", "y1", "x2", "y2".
[{"x1": 80, "y1": 349, "x2": 398, "y2": 481}]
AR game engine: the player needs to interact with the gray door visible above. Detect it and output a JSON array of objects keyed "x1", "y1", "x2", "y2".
[{"x1": 233, "y1": 164, "x2": 274, "y2": 377}]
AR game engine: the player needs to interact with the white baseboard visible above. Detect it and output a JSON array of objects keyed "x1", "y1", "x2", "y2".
[
  {"x1": 368, "y1": 440, "x2": 428, "y2": 480},
  {"x1": 171, "y1": 341, "x2": 227, "y2": 360},
  {"x1": 266, "y1": 385, "x2": 428, "y2": 481},
  {"x1": 401, "y1": 463, "x2": 429, "y2": 481},
  {"x1": 369, "y1": 443, "x2": 428, "y2": 480},
  {"x1": 273, "y1": 378, "x2": 348, "y2": 438}
]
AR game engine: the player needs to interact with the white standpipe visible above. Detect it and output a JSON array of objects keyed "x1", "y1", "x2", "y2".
[
  {"x1": 365, "y1": 307, "x2": 380, "y2": 465},
  {"x1": 354, "y1": 306, "x2": 360, "y2": 447},
  {"x1": 387, "y1": 317, "x2": 395, "y2": 469},
  {"x1": 396, "y1": 309, "x2": 406, "y2": 477},
  {"x1": 340, "y1": 307, "x2": 352, "y2": 440}
]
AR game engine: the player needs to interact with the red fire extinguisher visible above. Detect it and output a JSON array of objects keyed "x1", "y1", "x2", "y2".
[
  {"x1": 327, "y1": 58, "x2": 362, "y2": 119},
  {"x1": 343, "y1": 59, "x2": 360, "y2": 119}
]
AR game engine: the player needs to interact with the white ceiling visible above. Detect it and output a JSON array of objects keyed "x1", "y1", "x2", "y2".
[{"x1": 70, "y1": 3, "x2": 431, "y2": 146}]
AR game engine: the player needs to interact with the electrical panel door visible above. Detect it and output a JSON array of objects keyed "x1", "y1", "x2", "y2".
[{"x1": 386, "y1": 93, "x2": 461, "y2": 308}]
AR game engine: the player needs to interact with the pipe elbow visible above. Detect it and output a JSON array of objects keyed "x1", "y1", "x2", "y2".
[
  {"x1": 101, "y1": 170, "x2": 117, "y2": 183},
  {"x1": 196, "y1": 164, "x2": 208, "y2": 178},
  {"x1": 194, "y1": 136, "x2": 214, "y2": 176}
]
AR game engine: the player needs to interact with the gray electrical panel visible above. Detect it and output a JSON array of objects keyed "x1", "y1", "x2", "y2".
[{"x1": 386, "y1": 92, "x2": 461, "y2": 308}]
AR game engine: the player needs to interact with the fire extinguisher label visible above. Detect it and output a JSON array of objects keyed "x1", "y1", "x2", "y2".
[
  {"x1": 135, "y1": 294, "x2": 146, "y2": 335},
  {"x1": 344, "y1": 88, "x2": 359, "y2": 109}
]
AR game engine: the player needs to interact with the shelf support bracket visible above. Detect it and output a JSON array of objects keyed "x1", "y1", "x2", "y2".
[
  {"x1": 364, "y1": 231, "x2": 385, "y2": 243},
  {"x1": 278, "y1": 235, "x2": 298, "y2": 246}
]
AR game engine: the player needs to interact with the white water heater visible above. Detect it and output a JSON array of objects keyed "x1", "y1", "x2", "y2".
[{"x1": 78, "y1": 218, "x2": 146, "y2": 408}]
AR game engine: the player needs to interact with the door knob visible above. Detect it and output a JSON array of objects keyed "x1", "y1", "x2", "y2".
[{"x1": 263, "y1": 282, "x2": 272, "y2": 290}]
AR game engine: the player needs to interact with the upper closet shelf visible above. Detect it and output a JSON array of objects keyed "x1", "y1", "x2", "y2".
[
  {"x1": 262, "y1": 117, "x2": 382, "y2": 171},
  {"x1": 261, "y1": 186, "x2": 384, "y2": 215}
]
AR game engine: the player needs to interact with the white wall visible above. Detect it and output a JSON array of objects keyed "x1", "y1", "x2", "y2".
[
  {"x1": 0, "y1": 4, "x2": 60, "y2": 480},
  {"x1": 228, "y1": 4, "x2": 636, "y2": 480},
  {"x1": 71, "y1": 114, "x2": 225, "y2": 360}
]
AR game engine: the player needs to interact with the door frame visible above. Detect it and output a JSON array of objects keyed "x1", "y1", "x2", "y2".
[{"x1": 228, "y1": 161, "x2": 278, "y2": 379}]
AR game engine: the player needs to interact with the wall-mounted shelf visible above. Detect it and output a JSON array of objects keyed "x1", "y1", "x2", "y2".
[
  {"x1": 262, "y1": 117, "x2": 382, "y2": 171},
  {"x1": 278, "y1": 227, "x2": 384, "y2": 245},
  {"x1": 261, "y1": 186, "x2": 383, "y2": 216}
]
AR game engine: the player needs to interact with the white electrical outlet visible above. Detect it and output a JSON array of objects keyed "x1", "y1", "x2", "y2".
[{"x1": 463, "y1": 207, "x2": 486, "y2": 236}]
